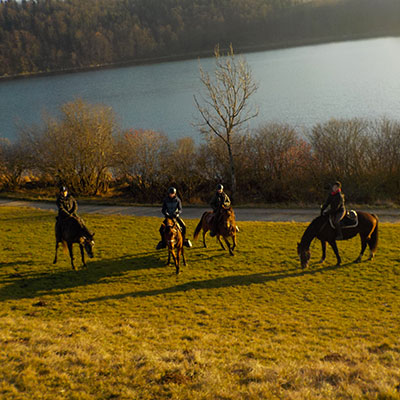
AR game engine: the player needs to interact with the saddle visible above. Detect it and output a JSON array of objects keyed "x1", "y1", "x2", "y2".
[
  {"x1": 163, "y1": 217, "x2": 181, "y2": 232},
  {"x1": 329, "y1": 210, "x2": 358, "y2": 229}
]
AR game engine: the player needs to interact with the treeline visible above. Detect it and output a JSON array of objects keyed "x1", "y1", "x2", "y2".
[
  {"x1": 1, "y1": 100, "x2": 400, "y2": 205},
  {"x1": 1, "y1": 0, "x2": 400, "y2": 77}
]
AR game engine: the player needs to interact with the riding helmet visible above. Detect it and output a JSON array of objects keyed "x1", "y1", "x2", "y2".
[
  {"x1": 217, "y1": 184, "x2": 223, "y2": 191},
  {"x1": 168, "y1": 187, "x2": 177, "y2": 195},
  {"x1": 333, "y1": 181, "x2": 342, "y2": 188}
]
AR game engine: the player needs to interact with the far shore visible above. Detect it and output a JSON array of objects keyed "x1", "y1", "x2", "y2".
[{"x1": 1, "y1": 31, "x2": 398, "y2": 82}]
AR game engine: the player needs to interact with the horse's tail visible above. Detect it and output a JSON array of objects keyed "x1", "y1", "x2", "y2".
[
  {"x1": 369, "y1": 214, "x2": 379, "y2": 253},
  {"x1": 62, "y1": 240, "x2": 68, "y2": 254},
  {"x1": 193, "y1": 212, "x2": 207, "y2": 240}
]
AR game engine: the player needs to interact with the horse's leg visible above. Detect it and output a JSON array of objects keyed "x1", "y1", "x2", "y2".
[
  {"x1": 176, "y1": 249, "x2": 180, "y2": 275},
  {"x1": 217, "y1": 235, "x2": 226, "y2": 250},
  {"x1": 353, "y1": 233, "x2": 367, "y2": 263},
  {"x1": 167, "y1": 250, "x2": 171, "y2": 266},
  {"x1": 231, "y1": 233, "x2": 237, "y2": 252},
  {"x1": 223, "y1": 236, "x2": 234, "y2": 256},
  {"x1": 53, "y1": 240, "x2": 59, "y2": 264},
  {"x1": 318, "y1": 240, "x2": 326, "y2": 263},
  {"x1": 171, "y1": 250, "x2": 178, "y2": 272},
  {"x1": 202, "y1": 230, "x2": 207, "y2": 248},
  {"x1": 67, "y1": 243, "x2": 76, "y2": 270},
  {"x1": 79, "y1": 244, "x2": 87, "y2": 268},
  {"x1": 182, "y1": 246, "x2": 186, "y2": 267},
  {"x1": 328, "y1": 241, "x2": 341, "y2": 266}
]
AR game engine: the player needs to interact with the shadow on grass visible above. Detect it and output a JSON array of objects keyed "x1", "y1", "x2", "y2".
[
  {"x1": 82, "y1": 261, "x2": 356, "y2": 303},
  {"x1": 0, "y1": 252, "x2": 165, "y2": 302}
]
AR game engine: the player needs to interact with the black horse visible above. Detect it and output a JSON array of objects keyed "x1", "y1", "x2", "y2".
[
  {"x1": 297, "y1": 211, "x2": 378, "y2": 268},
  {"x1": 53, "y1": 216, "x2": 95, "y2": 270}
]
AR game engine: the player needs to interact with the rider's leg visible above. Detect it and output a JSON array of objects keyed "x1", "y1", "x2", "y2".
[
  {"x1": 333, "y1": 212, "x2": 344, "y2": 240},
  {"x1": 177, "y1": 217, "x2": 192, "y2": 248}
]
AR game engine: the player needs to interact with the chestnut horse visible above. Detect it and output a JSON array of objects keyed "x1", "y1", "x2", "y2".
[
  {"x1": 163, "y1": 217, "x2": 186, "y2": 274},
  {"x1": 193, "y1": 206, "x2": 237, "y2": 256},
  {"x1": 53, "y1": 216, "x2": 95, "y2": 270},
  {"x1": 297, "y1": 211, "x2": 378, "y2": 269}
]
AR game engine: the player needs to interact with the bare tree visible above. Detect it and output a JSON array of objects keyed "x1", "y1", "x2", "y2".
[{"x1": 194, "y1": 44, "x2": 258, "y2": 198}]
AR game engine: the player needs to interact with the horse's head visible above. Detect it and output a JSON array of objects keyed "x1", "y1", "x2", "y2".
[
  {"x1": 80, "y1": 233, "x2": 95, "y2": 258},
  {"x1": 220, "y1": 206, "x2": 235, "y2": 230},
  {"x1": 164, "y1": 218, "x2": 179, "y2": 246},
  {"x1": 297, "y1": 242, "x2": 310, "y2": 269}
]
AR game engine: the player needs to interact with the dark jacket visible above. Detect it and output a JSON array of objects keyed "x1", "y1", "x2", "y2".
[
  {"x1": 321, "y1": 190, "x2": 345, "y2": 216},
  {"x1": 210, "y1": 191, "x2": 231, "y2": 212},
  {"x1": 161, "y1": 195, "x2": 182, "y2": 218},
  {"x1": 56, "y1": 193, "x2": 77, "y2": 219}
]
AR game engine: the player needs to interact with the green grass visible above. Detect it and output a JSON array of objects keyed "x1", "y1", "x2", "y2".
[{"x1": 1, "y1": 207, "x2": 400, "y2": 399}]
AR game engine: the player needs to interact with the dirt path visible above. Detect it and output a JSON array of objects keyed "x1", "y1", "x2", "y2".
[{"x1": 1, "y1": 199, "x2": 400, "y2": 222}]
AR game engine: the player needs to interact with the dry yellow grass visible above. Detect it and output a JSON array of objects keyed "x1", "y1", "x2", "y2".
[{"x1": 1, "y1": 207, "x2": 400, "y2": 399}]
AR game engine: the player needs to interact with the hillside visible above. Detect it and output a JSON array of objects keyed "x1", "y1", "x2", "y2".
[{"x1": 1, "y1": 0, "x2": 400, "y2": 78}]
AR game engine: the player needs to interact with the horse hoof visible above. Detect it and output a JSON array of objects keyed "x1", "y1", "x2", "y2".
[{"x1": 317, "y1": 259, "x2": 325, "y2": 264}]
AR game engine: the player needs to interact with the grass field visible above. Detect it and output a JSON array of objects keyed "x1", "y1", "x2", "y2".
[{"x1": 1, "y1": 206, "x2": 400, "y2": 400}]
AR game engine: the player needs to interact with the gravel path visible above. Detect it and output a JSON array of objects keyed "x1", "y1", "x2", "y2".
[{"x1": 1, "y1": 199, "x2": 400, "y2": 222}]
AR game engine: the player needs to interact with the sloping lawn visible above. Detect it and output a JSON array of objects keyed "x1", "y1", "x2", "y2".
[{"x1": 1, "y1": 207, "x2": 400, "y2": 399}]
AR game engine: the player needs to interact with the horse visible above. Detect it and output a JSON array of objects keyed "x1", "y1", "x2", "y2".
[
  {"x1": 297, "y1": 210, "x2": 378, "y2": 269},
  {"x1": 53, "y1": 216, "x2": 95, "y2": 270},
  {"x1": 193, "y1": 205, "x2": 237, "y2": 256},
  {"x1": 163, "y1": 217, "x2": 186, "y2": 274}
]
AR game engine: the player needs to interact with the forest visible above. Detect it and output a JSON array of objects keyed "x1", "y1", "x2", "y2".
[{"x1": 1, "y1": 0, "x2": 400, "y2": 77}]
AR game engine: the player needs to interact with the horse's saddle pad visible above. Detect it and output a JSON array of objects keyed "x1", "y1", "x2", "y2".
[{"x1": 329, "y1": 210, "x2": 358, "y2": 229}]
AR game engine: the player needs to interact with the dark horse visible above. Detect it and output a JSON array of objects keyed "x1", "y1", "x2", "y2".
[
  {"x1": 297, "y1": 211, "x2": 378, "y2": 269},
  {"x1": 53, "y1": 216, "x2": 95, "y2": 270},
  {"x1": 193, "y1": 205, "x2": 237, "y2": 256},
  {"x1": 163, "y1": 217, "x2": 186, "y2": 274}
]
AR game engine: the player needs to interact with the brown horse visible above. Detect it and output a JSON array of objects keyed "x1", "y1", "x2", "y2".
[
  {"x1": 193, "y1": 206, "x2": 237, "y2": 256},
  {"x1": 53, "y1": 216, "x2": 95, "y2": 270},
  {"x1": 297, "y1": 211, "x2": 378, "y2": 269},
  {"x1": 163, "y1": 217, "x2": 186, "y2": 274}
]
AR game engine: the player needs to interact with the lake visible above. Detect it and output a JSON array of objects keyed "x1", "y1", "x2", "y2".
[{"x1": 1, "y1": 37, "x2": 400, "y2": 142}]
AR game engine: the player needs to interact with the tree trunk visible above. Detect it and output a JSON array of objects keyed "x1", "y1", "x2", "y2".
[{"x1": 227, "y1": 142, "x2": 236, "y2": 200}]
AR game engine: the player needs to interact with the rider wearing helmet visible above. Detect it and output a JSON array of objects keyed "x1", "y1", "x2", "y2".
[
  {"x1": 209, "y1": 184, "x2": 231, "y2": 237},
  {"x1": 320, "y1": 181, "x2": 346, "y2": 240},
  {"x1": 55, "y1": 185, "x2": 81, "y2": 238},
  {"x1": 156, "y1": 187, "x2": 192, "y2": 249},
  {"x1": 56, "y1": 185, "x2": 78, "y2": 220}
]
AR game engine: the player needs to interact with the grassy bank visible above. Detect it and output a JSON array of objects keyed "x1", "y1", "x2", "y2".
[{"x1": 1, "y1": 207, "x2": 400, "y2": 399}]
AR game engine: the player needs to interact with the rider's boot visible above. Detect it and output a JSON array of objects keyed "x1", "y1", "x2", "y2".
[
  {"x1": 156, "y1": 240, "x2": 166, "y2": 250},
  {"x1": 181, "y1": 225, "x2": 192, "y2": 248},
  {"x1": 156, "y1": 226, "x2": 166, "y2": 249}
]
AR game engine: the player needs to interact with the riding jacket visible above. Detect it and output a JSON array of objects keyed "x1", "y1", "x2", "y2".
[
  {"x1": 321, "y1": 189, "x2": 345, "y2": 216},
  {"x1": 210, "y1": 191, "x2": 231, "y2": 212},
  {"x1": 56, "y1": 193, "x2": 78, "y2": 219},
  {"x1": 161, "y1": 195, "x2": 182, "y2": 218}
]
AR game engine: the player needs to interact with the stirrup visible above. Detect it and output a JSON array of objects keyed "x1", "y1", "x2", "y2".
[{"x1": 209, "y1": 230, "x2": 216, "y2": 237}]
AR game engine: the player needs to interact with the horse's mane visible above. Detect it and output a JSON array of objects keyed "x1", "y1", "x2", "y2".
[{"x1": 300, "y1": 215, "x2": 326, "y2": 247}]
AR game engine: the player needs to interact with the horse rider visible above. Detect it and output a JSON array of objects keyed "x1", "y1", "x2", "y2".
[
  {"x1": 156, "y1": 187, "x2": 192, "y2": 249},
  {"x1": 209, "y1": 184, "x2": 231, "y2": 237},
  {"x1": 320, "y1": 181, "x2": 346, "y2": 240},
  {"x1": 56, "y1": 185, "x2": 84, "y2": 236}
]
